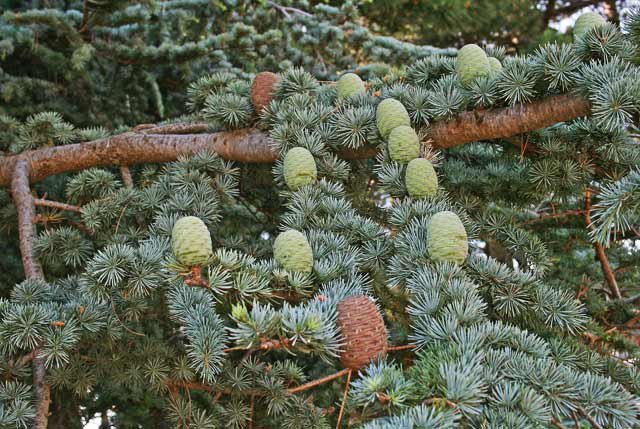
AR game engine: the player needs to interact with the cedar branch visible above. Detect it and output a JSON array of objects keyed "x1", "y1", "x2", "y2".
[
  {"x1": 0, "y1": 95, "x2": 590, "y2": 187},
  {"x1": 34, "y1": 198, "x2": 83, "y2": 213},
  {"x1": 12, "y1": 161, "x2": 43, "y2": 279},
  {"x1": 10, "y1": 160, "x2": 51, "y2": 429},
  {"x1": 429, "y1": 94, "x2": 590, "y2": 148}
]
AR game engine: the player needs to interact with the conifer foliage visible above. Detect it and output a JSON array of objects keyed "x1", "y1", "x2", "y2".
[{"x1": 1, "y1": 3, "x2": 640, "y2": 429}]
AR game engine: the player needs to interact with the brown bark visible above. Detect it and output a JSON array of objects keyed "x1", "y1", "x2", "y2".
[
  {"x1": 11, "y1": 160, "x2": 43, "y2": 279},
  {"x1": 0, "y1": 95, "x2": 592, "y2": 187},
  {"x1": 34, "y1": 198, "x2": 83, "y2": 213},
  {"x1": 429, "y1": 95, "x2": 590, "y2": 149},
  {"x1": 120, "y1": 166, "x2": 134, "y2": 188},
  {"x1": 286, "y1": 368, "x2": 351, "y2": 394},
  {"x1": 11, "y1": 160, "x2": 51, "y2": 429},
  {"x1": 134, "y1": 122, "x2": 211, "y2": 135},
  {"x1": 0, "y1": 129, "x2": 275, "y2": 187}
]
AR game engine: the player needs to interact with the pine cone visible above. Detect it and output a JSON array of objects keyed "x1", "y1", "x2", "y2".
[
  {"x1": 171, "y1": 216, "x2": 213, "y2": 267},
  {"x1": 427, "y1": 211, "x2": 468, "y2": 265},
  {"x1": 273, "y1": 229, "x2": 314, "y2": 273},
  {"x1": 488, "y1": 57, "x2": 503, "y2": 76},
  {"x1": 455, "y1": 44, "x2": 490, "y2": 84},
  {"x1": 283, "y1": 147, "x2": 317, "y2": 190},
  {"x1": 337, "y1": 73, "x2": 365, "y2": 99},
  {"x1": 251, "y1": 71, "x2": 279, "y2": 113},
  {"x1": 376, "y1": 98, "x2": 410, "y2": 138},
  {"x1": 573, "y1": 12, "x2": 606, "y2": 39},
  {"x1": 337, "y1": 295, "x2": 387, "y2": 369},
  {"x1": 406, "y1": 158, "x2": 438, "y2": 198},
  {"x1": 388, "y1": 125, "x2": 420, "y2": 163}
]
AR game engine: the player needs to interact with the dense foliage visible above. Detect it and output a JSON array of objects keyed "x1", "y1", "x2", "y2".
[{"x1": 1, "y1": 1, "x2": 639, "y2": 429}]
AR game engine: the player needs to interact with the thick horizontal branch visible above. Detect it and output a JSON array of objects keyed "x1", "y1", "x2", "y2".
[
  {"x1": 0, "y1": 95, "x2": 591, "y2": 187},
  {"x1": 429, "y1": 94, "x2": 590, "y2": 149},
  {"x1": 0, "y1": 129, "x2": 275, "y2": 187}
]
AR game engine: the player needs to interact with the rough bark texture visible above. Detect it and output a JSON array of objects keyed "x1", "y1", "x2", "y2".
[
  {"x1": 11, "y1": 160, "x2": 43, "y2": 279},
  {"x1": 10, "y1": 160, "x2": 51, "y2": 429},
  {"x1": 430, "y1": 94, "x2": 590, "y2": 148},
  {"x1": 0, "y1": 95, "x2": 591, "y2": 186},
  {"x1": 0, "y1": 129, "x2": 275, "y2": 187},
  {"x1": 33, "y1": 198, "x2": 83, "y2": 213}
]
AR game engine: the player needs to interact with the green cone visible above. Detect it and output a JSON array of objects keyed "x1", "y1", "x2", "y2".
[
  {"x1": 283, "y1": 147, "x2": 317, "y2": 190},
  {"x1": 171, "y1": 216, "x2": 213, "y2": 266},
  {"x1": 337, "y1": 73, "x2": 366, "y2": 98},
  {"x1": 573, "y1": 12, "x2": 606, "y2": 39},
  {"x1": 406, "y1": 158, "x2": 438, "y2": 198},
  {"x1": 488, "y1": 57, "x2": 502, "y2": 76},
  {"x1": 376, "y1": 98, "x2": 411, "y2": 138},
  {"x1": 388, "y1": 125, "x2": 420, "y2": 163},
  {"x1": 427, "y1": 211, "x2": 468, "y2": 265},
  {"x1": 274, "y1": 229, "x2": 314, "y2": 273},
  {"x1": 456, "y1": 44, "x2": 490, "y2": 84}
]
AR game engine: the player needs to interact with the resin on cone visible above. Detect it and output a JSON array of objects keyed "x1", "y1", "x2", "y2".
[
  {"x1": 456, "y1": 44, "x2": 490, "y2": 84},
  {"x1": 171, "y1": 216, "x2": 213, "y2": 266},
  {"x1": 273, "y1": 229, "x2": 314, "y2": 273},
  {"x1": 336, "y1": 295, "x2": 387, "y2": 369},
  {"x1": 406, "y1": 158, "x2": 438, "y2": 198},
  {"x1": 337, "y1": 73, "x2": 366, "y2": 98},
  {"x1": 376, "y1": 98, "x2": 411, "y2": 138},
  {"x1": 251, "y1": 71, "x2": 279, "y2": 113},
  {"x1": 283, "y1": 147, "x2": 317, "y2": 190},
  {"x1": 427, "y1": 211, "x2": 468, "y2": 264}
]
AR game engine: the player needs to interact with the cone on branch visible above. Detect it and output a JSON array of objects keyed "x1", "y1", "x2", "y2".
[
  {"x1": 336, "y1": 295, "x2": 388, "y2": 369},
  {"x1": 251, "y1": 71, "x2": 280, "y2": 113}
]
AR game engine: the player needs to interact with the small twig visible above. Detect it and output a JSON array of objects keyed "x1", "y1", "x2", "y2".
[
  {"x1": 386, "y1": 344, "x2": 416, "y2": 351},
  {"x1": 266, "y1": 0, "x2": 313, "y2": 18},
  {"x1": 68, "y1": 219, "x2": 95, "y2": 236},
  {"x1": 572, "y1": 411, "x2": 582, "y2": 428},
  {"x1": 79, "y1": 0, "x2": 90, "y2": 33},
  {"x1": 120, "y1": 166, "x2": 133, "y2": 188},
  {"x1": 110, "y1": 296, "x2": 146, "y2": 337},
  {"x1": 550, "y1": 419, "x2": 571, "y2": 429},
  {"x1": 223, "y1": 338, "x2": 291, "y2": 354},
  {"x1": 585, "y1": 189, "x2": 622, "y2": 299},
  {"x1": 287, "y1": 368, "x2": 351, "y2": 394},
  {"x1": 34, "y1": 198, "x2": 82, "y2": 213},
  {"x1": 423, "y1": 397, "x2": 457, "y2": 408},
  {"x1": 519, "y1": 209, "x2": 585, "y2": 226},
  {"x1": 335, "y1": 369, "x2": 352, "y2": 429},
  {"x1": 6, "y1": 348, "x2": 39, "y2": 371},
  {"x1": 578, "y1": 407, "x2": 604, "y2": 429}
]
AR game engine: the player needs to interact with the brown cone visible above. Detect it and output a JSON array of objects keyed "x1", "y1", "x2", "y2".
[
  {"x1": 251, "y1": 71, "x2": 279, "y2": 113},
  {"x1": 336, "y1": 295, "x2": 388, "y2": 369}
]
